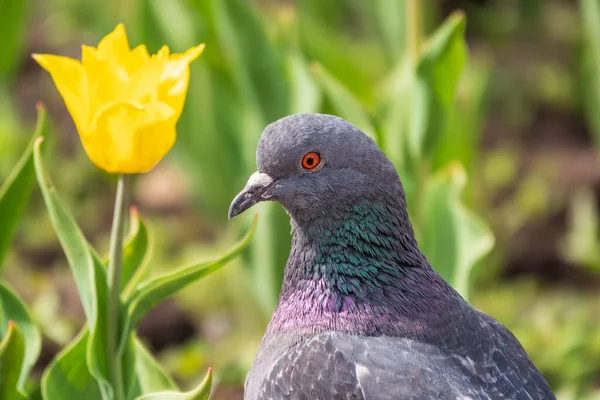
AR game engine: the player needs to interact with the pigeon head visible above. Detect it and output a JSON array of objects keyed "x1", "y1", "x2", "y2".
[
  {"x1": 228, "y1": 113, "x2": 404, "y2": 223},
  {"x1": 230, "y1": 113, "x2": 432, "y2": 331}
]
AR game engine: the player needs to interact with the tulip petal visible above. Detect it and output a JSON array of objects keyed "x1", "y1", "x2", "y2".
[
  {"x1": 82, "y1": 45, "x2": 128, "y2": 117},
  {"x1": 124, "y1": 58, "x2": 165, "y2": 106},
  {"x1": 32, "y1": 54, "x2": 89, "y2": 133},
  {"x1": 35, "y1": 24, "x2": 204, "y2": 175},
  {"x1": 97, "y1": 24, "x2": 131, "y2": 65},
  {"x1": 126, "y1": 45, "x2": 151, "y2": 74},
  {"x1": 156, "y1": 46, "x2": 171, "y2": 61},
  {"x1": 87, "y1": 101, "x2": 176, "y2": 173},
  {"x1": 182, "y1": 43, "x2": 206, "y2": 62},
  {"x1": 134, "y1": 102, "x2": 177, "y2": 172},
  {"x1": 157, "y1": 44, "x2": 205, "y2": 119}
]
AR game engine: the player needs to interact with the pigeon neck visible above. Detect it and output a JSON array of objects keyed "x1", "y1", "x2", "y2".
[
  {"x1": 294, "y1": 197, "x2": 424, "y2": 267},
  {"x1": 268, "y1": 199, "x2": 462, "y2": 336}
]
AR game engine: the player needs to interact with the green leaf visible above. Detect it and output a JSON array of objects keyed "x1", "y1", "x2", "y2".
[
  {"x1": 418, "y1": 12, "x2": 467, "y2": 107},
  {"x1": 33, "y1": 137, "x2": 97, "y2": 324},
  {"x1": 122, "y1": 207, "x2": 152, "y2": 298},
  {"x1": 33, "y1": 138, "x2": 112, "y2": 398},
  {"x1": 0, "y1": 321, "x2": 25, "y2": 400},
  {"x1": 123, "y1": 334, "x2": 178, "y2": 399},
  {"x1": 432, "y1": 60, "x2": 491, "y2": 173},
  {"x1": 86, "y1": 252, "x2": 112, "y2": 400},
  {"x1": 371, "y1": 0, "x2": 406, "y2": 65},
  {"x1": 0, "y1": 283, "x2": 41, "y2": 390},
  {"x1": 122, "y1": 215, "x2": 257, "y2": 343},
  {"x1": 131, "y1": 338, "x2": 177, "y2": 395},
  {"x1": 0, "y1": 103, "x2": 47, "y2": 270},
  {"x1": 378, "y1": 59, "x2": 414, "y2": 178},
  {"x1": 122, "y1": 334, "x2": 138, "y2": 400},
  {"x1": 134, "y1": 0, "x2": 198, "y2": 53},
  {"x1": 41, "y1": 330, "x2": 103, "y2": 400},
  {"x1": 44, "y1": 330, "x2": 176, "y2": 400},
  {"x1": 135, "y1": 368, "x2": 211, "y2": 400},
  {"x1": 580, "y1": 0, "x2": 600, "y2": 146},
  {"x1": 297, "y1": 3, "x2": 379, "y2": 103},
  {"x1": 408, "y1": 11, "x2": 467, "y2": 162},
  {"x1": 288, "y1": 52, "x2": 322, "y2": 115},
  {"x1": 561, "y1": 188, "x2": 600, "y2": 272},
  {"x1": 310, "y1": 63, "x2": 377, "y2": 142},
  {"x1": 419, "y1": 163, "x2": 494, "y2": 299},
  {"x1": 212, "y1": 0, "x2": 289, "y2": 125},
  {"x1": 24, "y1": 385, "x2": 41, "y2": 400},
  {"x1": 0, "y1": 0, "x2": 30, "y2": 79}
]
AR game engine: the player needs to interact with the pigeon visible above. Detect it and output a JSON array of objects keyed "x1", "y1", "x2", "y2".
[{"x1": 229, "y1": 114, "x2": 555, "y2": 400}]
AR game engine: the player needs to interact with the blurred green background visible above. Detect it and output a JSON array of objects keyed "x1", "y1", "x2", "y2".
[{"x1": 1, "y1": 0, "x2": 600, "y2": 399}]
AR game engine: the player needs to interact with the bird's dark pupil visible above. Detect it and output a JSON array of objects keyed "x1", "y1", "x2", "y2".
[{"x1": 307, "y1": 158, "x2": 314, "y2": 165}]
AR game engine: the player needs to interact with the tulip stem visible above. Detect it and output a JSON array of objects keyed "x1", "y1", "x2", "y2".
[{"x1": 107, "y1": 174, "x2": 130, "y2": 400}]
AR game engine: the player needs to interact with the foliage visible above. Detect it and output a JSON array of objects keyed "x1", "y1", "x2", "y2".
[
  {"x1": 561, "y1": 188, "x2": 600, "y2": 273},
  {"x1": 580, "y1": 0, "x2": 600, "y2": 149},
  {"x1": 0, "y1": 104, "x2": 46, "y2": 271},
  {"x1": 0, "y1": 104, "x2": 45, "y2": 400},
  {"x1": 0, "y1": 0, "x2": 30, "y2": 80},
  {"x1": 0, "y1": 321, "x2": 26, "y2": 400}
]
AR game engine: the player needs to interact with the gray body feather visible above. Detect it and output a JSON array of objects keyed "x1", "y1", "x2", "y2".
[{"x1": 245, "y1": 310, "x2": 554, "y2": 400}]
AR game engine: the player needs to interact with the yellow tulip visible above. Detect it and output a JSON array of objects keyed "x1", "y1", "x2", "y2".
[{"x1": 33, "y1": 24, "x2": 204, "y2": 173}]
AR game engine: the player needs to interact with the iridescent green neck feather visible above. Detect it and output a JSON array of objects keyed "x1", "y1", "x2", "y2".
[{"x1": 268, "y1": 199, "x2": 465, "y2": 336}]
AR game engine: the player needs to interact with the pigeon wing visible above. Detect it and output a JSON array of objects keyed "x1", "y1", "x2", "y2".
[
  {"x1": 248, "y1": 327, "x2": 554, "y2": 400},
  {"x1": 333, "y1": 314, "x2": 555, "y2": 400},
  {"x1": 250, "y1": 332, "x2": 457, "y2": 399}
]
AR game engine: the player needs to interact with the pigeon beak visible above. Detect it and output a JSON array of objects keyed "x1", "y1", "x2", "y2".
[{"x1": 228, "y1": 172, "x2": 275, "y2": 219}]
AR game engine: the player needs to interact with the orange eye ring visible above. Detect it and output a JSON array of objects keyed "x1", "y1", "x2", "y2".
[{"x1": 301, "y1": 152, "x2": 321, "y2": 170}]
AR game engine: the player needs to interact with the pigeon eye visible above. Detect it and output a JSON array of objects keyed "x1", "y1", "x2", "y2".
[{"x1": 301, "y1": 152, "x2": 321, "y2": 170}]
